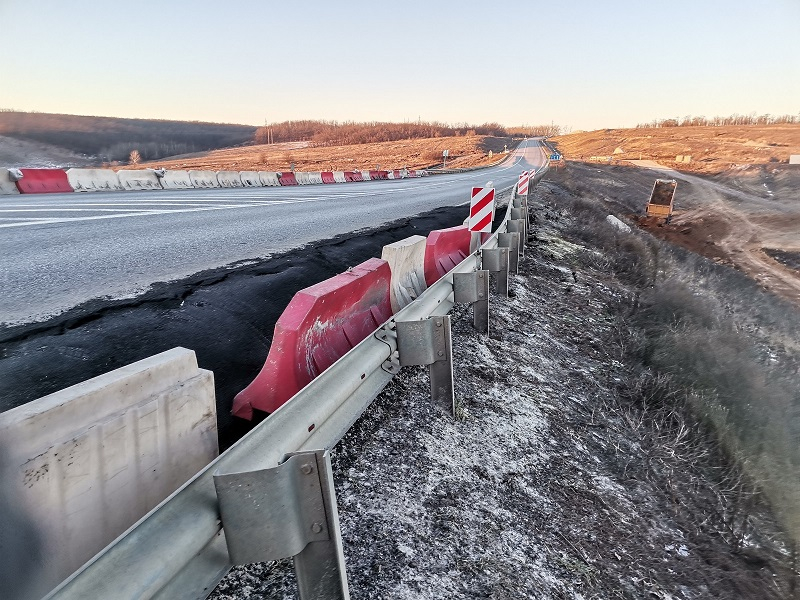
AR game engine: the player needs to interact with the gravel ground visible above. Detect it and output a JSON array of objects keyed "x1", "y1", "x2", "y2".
[{"x1": 209, "y1": 187, "x2": 796, "y2": 599}]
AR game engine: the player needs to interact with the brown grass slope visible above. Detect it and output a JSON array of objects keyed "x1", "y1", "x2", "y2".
[{"x1": 551, "y1": 124, "x2": 800, "y2": 174}]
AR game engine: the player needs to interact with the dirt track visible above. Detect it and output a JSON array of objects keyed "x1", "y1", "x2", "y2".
[{"x1": 629, "y1": 162, "x2": 800, "y2": 305}]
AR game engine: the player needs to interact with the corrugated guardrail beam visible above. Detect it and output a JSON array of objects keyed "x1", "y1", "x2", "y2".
[{"x1": 47, "y1": 148, "x2": 549, "y2": 600}]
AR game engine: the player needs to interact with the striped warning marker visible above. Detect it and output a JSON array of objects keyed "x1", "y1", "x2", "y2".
[
  {"x1": 468, "y1": 186, "x2": 495, "y2": 233},
  {"x1": 518, "y1": 171, "x2": 530, "y2": 196}
]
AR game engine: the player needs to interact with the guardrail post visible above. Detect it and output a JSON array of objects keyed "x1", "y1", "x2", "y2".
[
  {"x1": 213, "y1": 450, "x2": 349, "y2": 600},
  {"x1": 498, "y1": 232, "x2": 520, "y2": 274},
  {"x1": 510, "y1": 208, "x2": 527, "y2": 244},
  {"x1": 454, "y1": 270, "x2": 490, "y2": 334},
  {"x1": 480, "y1": 247, "x2": 509, "y2": 296},
  {"x1": 507, "y1": 219, "x2": 526, "y2": 258},
  {"x1": 395, "y1": 316, "x2": 455, "y2": 414}
]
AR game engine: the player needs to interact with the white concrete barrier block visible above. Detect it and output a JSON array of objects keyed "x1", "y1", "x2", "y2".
[
  {"x1": 0, "y1": 167, "x2": 20, "y2": 195},
  {"x1": 240, "y1": 171, "x2": 262, "y2": 187},
  {"x1": 259, "y1": 171, "x2": 281, "y2": 186},
  {"x1": 66, "y1": 168, "x2": 123, "y2": 192},
  {"x1": 381, "y1": 235, "x2": 428, "y2": 313},
  {"x1": 0, "y1": 347, "x2": 218, "y2": 594},
  {"x1": 216, "y1": 171, "x2": 244, "y2": 188},
  {"x1": 160, "y1": 170, "x2": 194, "y2": 189},
  {"x1": 117, "y1": 169, "x2": 163, "y2": 191},
  {"x1": 333, "y1": 171, "x2": 346, "y2": 183},
  {"x1": 295, "y1": 172, "x2": 311, "y2": 185},
  {"x1": 189, "y1": 170, "x2": 220, "y2": 188},
  {"x1": 307, "y1": 172, "x2": 323, "y2": 185},
  {"x1": 360, "y1": 170, "x2": 372, "y2": 181},
  {"x1": 606, "y1": 214, "x2": 632, "y2": 233}
]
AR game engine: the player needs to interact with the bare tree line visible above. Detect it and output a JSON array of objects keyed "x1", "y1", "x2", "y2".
[
  {"x1": 637, "y1": 113, "x2": 799, "y2": 128},
  {"x1": 253, "y1": 120, "x2": 562, "y2": 146}
]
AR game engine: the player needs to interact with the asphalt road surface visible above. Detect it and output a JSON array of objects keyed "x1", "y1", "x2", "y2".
[{"x1": 0, "y1": 140, "x2": 547, "y2": 326}]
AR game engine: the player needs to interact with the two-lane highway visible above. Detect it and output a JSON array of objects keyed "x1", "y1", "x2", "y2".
[{"x1": 0, "y1": 140, "x2": 547, "y2": 326}]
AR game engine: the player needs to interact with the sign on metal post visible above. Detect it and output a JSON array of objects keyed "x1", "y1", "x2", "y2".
[
  {"x1": 468, "y1": 186, "x2": 495, "y2": 233},
  {"x1": 550, "y1": 153, "x2": 561, "y2": 161}
]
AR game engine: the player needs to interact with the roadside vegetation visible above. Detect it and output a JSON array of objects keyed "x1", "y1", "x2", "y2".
[{"x1": 546, "y1": 172, "x2": 800, "y2": 578}]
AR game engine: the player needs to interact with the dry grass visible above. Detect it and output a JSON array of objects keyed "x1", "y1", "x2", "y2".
[
  {"x1": 138, "y1": 135, "x2": 515, "y2": 172},
  {"x1": 551, "y1": 124, "x2": 800, "y2": 174}
]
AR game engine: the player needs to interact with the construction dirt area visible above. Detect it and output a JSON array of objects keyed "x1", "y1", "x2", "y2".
[
  {"x1": 136, "y1": 134, "x2": 516, "y2": 173},
  {"x1": 547, "y1": 125, "x2": 800, "y2": 307}
]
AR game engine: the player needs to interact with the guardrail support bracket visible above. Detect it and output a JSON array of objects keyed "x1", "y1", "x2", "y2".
[
  {"x1": 507, "y1": 219, "x2": 526, "y2": 257},
  {"x1": 396, "y1": 316, "x2": 455, "y2": 414},
  {"x1": 454, "y1": 271, "x2": 490, "y2": 334},
  {"x1": 213, "y1": 450, "x2": 349, "y2": 600},
  {"x1": 480, "y1": 247, "x2": 509, "y2": 297}
]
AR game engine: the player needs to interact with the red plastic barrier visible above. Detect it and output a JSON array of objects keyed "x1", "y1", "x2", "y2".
[
  {"x1": 16, "y1": 169, "x2": 73, "y2": 194},
  {"x1": 369, "y1": 170, "x2": 390, "y2": 180},
  {"x1": 232, "y1": 257, "x2": 393, "y2": 420},
  {"x1": 278, "y1": 172, "x2": 298, "y2": 186},
  {"x1": 423, "y1": 224, "x2": 472, "y2": 286},
  {"x1": 321, "y1": 171, "x2": 336, "y2": 184},
  {"x1": 344, "y1": 171, "x2": 363, "y2": 182},
  {"x1": 393, "y1": 170, "x2": 402, "y2": 179},
  {"x1": 408, "y1": 170, "x2": 417, "y2": 177}
]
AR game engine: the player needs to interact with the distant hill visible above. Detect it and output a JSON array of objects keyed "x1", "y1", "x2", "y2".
[{"x1": 0, "y1": 111, "x2": 257, "y2": 164}]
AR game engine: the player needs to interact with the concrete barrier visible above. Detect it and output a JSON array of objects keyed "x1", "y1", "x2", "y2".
[
  {"x1": 278, "y1": 172, "x2": 299, "y2": 186},
  {"x1": 381, "y1": 235, "x2": 428, "y2": 313},
  {"x1": 0, "y1": 347, "x2": 217, "y2": 595},
  {"x1": 0, "y1": 168, "x2": 20, "y2": 195},
  {"x1": 16, "y1": 169, "x2": 74, "y2": 194},
  {"x1": 295, "y1": 172, "x2": 311, "y2": 185},
  {"x1": 307, "y1": 172, "x2": 324, "y2": 185},
  {"x1": 259, "y1": 171, "x2": 281, "y2": 186},
  {"x1": 232, "y1": 258, "x2": 392, "y2": 419},
  {"x1": 189, "y1": 170, "x2": 220, "y2": 188},
  {"x1": 216, "y1": 171, "x2": 244, "y2": 188},
  {"x1": 240, "y1": 171, "x2": 262, "y2": 187},
  {"x1": 117, "y1": 169, "x2": 162, "y2": 191},
  {"x1": 321, "y1": 172, "x2": 336, "y2": 184},
  {"x1": 333, "y1": 171, "x2": 347, "y2": 183},
  {"x1": 160, "y1": 170, "x2": 194, "y2": 189},
  {"x1": 360, "y1": 170, "x2": 372, "y2": 181},
  {"x1": 66, "y1": 168, "x2": 123, "y2": 192},
  {"x1": 424, "y1": 224, "x2": 472, "y2": 286}
]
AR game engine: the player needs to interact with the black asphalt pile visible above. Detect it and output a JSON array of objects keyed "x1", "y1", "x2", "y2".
[
  {"x1": 0, "y1": 203, "x2": 471, "y2": 448},
  {"x1": 210, "y1": 185, "x2": 795, "y2": 598}
]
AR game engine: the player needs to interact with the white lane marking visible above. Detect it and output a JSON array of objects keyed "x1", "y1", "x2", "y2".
[{"x1": 0, "y1": 197, "x2": 326, "y2": 229}]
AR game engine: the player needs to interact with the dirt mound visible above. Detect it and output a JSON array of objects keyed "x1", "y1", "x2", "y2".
[{"x1": 0, "y1": 135, "x2": 95, "y2": 168}]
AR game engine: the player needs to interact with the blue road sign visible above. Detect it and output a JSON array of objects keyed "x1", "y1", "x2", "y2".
[{"x1": 550, "y1": 153, "x2": 561, "y2": 160}]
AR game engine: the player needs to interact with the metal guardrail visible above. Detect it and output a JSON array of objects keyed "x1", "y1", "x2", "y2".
[{"x1": 47, "y1": 153, "x2": 549, "y2": 600}]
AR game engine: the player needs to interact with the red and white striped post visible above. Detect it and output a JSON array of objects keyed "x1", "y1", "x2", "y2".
[
  {"x1": 517, "y1": 171, "x2": 530, "y2": 197},
  {"x1": 468, "y1": 184, "x2": 495, "y2": 252}
]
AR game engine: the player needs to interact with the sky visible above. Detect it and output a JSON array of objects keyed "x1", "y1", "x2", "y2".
[{"x1": 0, "y1": 0, "x2": 798, "y2": 132}]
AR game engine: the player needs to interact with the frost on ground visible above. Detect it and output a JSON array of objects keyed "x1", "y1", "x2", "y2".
[{"x1": 211, "y1": 191, "x2": 796, "y2": 599}]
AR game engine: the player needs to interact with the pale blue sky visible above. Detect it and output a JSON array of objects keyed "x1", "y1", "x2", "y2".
[{"x1": 0, "y1": 0, "x2": 797, "y2": 131}]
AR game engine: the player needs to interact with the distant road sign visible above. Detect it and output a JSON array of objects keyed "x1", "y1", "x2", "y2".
[
  {"x1": 550, "y1": 154, "x2": 561, "y2": 161},
  {"x1": 468, "y1": 186, "x2": 495, "y2": 233}
]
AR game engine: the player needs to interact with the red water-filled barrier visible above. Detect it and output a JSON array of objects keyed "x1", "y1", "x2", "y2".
[
  {"x1": 344, "y1": 171, "x2": 363, "y2": 182},
  {"x1": 408, "y1": 170, "x2": 417, "y2": 177},
  {"x1": 393, "y1": 170, "x2": 402, "y2": 179},
  {"x1": 232, "y1": 257, "x2": 393, "y2": 419},
  {"x1": 16, "y1": 169, "x2": 73, "y2": 194},
  {"x1": 321, "y1": 171, "x2": 336, "y2": 184},
  {"x1": 278, "y1": 172, "x2": 298, "y2": 186},
  {"x1": 369, "y1": 170, "x2": 389, "y2": 180},
  {"x1": 423, "y1": 224, "x2": 472, "y2": 286}
]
